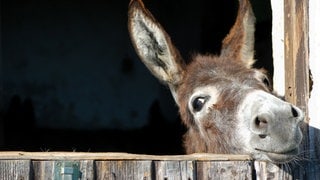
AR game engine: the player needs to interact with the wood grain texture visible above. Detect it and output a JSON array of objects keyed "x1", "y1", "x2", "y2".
[
  {"x1": 95, "y1": 160, "x2": 152, "y2": 179},
  {"x1": 284, "y1": 0, "x2": 309, "y2": 113},
  {"x1": 284, "y1": 0, "x2": 320, "y2": 179},
  {"x1": 196, "y1": 161, "x2": 252, "y2": 180},
  {"x1": 254, "y1": 161, "x2": 292, "y2": 180},
  {"x1": 32, "y1": 161, "x2": 55, "y2": 180},
  {"x1": 32, "y1": 160, "x2": 95, "y2": 180},
  {"x1": 154, "y1": 160, "x2": 195, "y2": 180},
  {"x1": 0, "y1": 151, "x2": 251, "y2": 161},
  {"x1": 2, "y1": 157, "x2": 317, "y2": 179},
  {"x1": 0, "y1": 160, "x2": 31, "y2": 180}
]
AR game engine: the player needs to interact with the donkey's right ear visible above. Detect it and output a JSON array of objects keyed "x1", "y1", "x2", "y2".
[{"x1": 128, "y1": 0, "x2": 185, "y2": 87}]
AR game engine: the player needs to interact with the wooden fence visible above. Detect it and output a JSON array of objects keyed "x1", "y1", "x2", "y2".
[
  {"x1": 1, "y1": 152, "x2": 317, "y2": 179},
  {"x1": 0, "y1": 0, "x2": 319, "y2": 179}
]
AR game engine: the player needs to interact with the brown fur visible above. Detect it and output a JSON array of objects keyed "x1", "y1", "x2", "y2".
[
  {"x1": 178, "y1": 55, "x2": 269, "y2": 154},
  {"x1": 128, "y1": 0, "x2": 303, "y2": 161}
]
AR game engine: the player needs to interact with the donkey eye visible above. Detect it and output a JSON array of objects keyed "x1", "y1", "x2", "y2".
[{"x1": 192, "y1": 96, "x2": 208, "y2": 112}]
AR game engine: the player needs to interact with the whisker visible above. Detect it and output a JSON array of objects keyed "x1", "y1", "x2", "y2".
[{"x1": 282, "y1": 163, "x2": 292, "y2": 174}]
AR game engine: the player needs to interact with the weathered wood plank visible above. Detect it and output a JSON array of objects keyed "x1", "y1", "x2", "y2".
[
  {"x1": 284, "y1": 0, "x2": 309, "y2": 115},
  {"x1": 0, "y1": 160, "x2": 31, "y2": 180},
  {"x1": 32, "y1": 160, "x2": 94, "y2": 180},
  {"x1": 0, "y1": 151, "x2": 251, "y2": 161},
  {"x1": 196, "y1": 161, "x2": 252, "y2": 179},
  {"x1": 32, "y1": 161, "x2": 54, "y2": 180},
  {"x1": 284, "y1": 0, "x2": 320, "y2": 179},
  {"x1": 95, "y1": 160, "x2": 152, "y2": 179},
  {"x1": 154, "y1": 160, "x2": 195, "y2": 180},
  {"x1": 254, "y1": 161, "x2": 292, "y2": 180},
  {"x1": 79, "y1": 160, "x2": 95, "y2": 179}
]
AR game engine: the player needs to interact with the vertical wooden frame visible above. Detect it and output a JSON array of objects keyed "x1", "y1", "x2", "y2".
[
  {"x1": 284, "y1": 0, "x2": 309, "y2": 112},
  {"x1": 283, "y1": 0, "x2": 319, "y2": 179},
  {"x1": 284, "y1": 0, "x2": 310, "y2": 169},
  {"x1": 272, "y1": 0, "x2": 320, "y2": 178}
]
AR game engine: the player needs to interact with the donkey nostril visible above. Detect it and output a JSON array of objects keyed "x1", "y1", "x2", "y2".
[
  {"x1": 291, "y1": 106, "x2": 299, "y2": 117},
  {"x1": 255, "y1": 117, "x2": 268, "y2": 129}
]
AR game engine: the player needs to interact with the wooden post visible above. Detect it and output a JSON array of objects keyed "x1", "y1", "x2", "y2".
[
  {"x1": 284, "y1": 0, "x2": 309, "y2": 158},
  {"x1": 284, "y1": 0, "x2": 320, "y2": 179},
  {"x1": 271, "y1": 0, "x2": 320, "y2": 178},
  {"x1": 284, "y1": 0, "x2": 309, "y2": 110}
]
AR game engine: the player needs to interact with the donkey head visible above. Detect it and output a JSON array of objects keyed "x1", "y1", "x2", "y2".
[{"x1": 128, "y1": 0, "x2": 304, "y2": 163}]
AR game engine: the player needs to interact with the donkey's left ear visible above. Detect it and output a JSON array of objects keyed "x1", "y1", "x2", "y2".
[
  {"x1": 128, "y1": 0, "x2": 185, "y2": 87},
  {"x1": 220, "y1": 0, "x2": 256, "y2": 68}
]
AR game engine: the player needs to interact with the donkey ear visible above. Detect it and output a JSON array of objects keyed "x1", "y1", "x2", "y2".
[
  {"x1": 128, "y1": 0, "x2": 185, "y2": 89},
  {"x1": 220, "y1": 0, "x2": 256, "y2": 68}
]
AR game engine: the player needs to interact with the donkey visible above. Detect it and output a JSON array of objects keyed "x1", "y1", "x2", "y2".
[{"x1": 128, "y1": 0, "x2": 304, "y2": 163}]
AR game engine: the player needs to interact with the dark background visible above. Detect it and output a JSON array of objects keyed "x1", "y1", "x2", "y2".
[{"x1": 0, "y1": 0, "x2": 272, "y2": 154}]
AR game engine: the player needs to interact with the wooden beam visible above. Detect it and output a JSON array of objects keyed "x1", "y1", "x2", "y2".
[
  {"x1": 0, "y1": 151, "x2": 251, "y2": 161},
  {"x1": 284, "y1": 0, "x2": 309, "y2": 112},
  {"x1": 284, "y1": 0, "x2": 320, "y2": 179}
]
